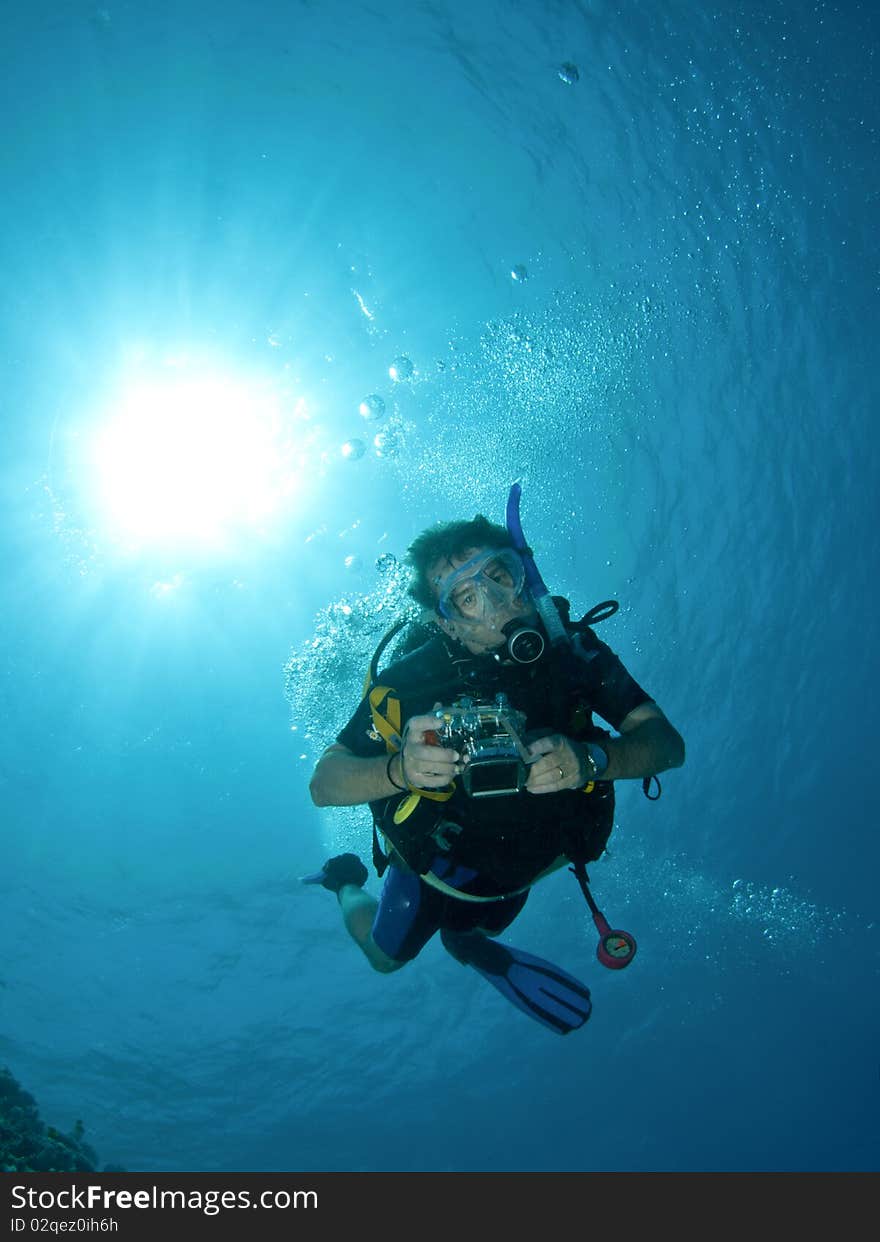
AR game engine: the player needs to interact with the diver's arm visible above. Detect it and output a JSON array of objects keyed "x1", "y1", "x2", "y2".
[
  {"x1": 309, "y1": 714, "x2": 462, "y2": 807},
  {"x1": 599, "y1": 702, "x2": 685, "y2": 781},
  {"x1": 309, "y1": 744, "x2": 403, "y2": 807},
  {"x1": 526, "y1": 702, "x2": 684, "y2": 794}
]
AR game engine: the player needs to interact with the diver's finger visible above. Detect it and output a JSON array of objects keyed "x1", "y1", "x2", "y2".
[
  {"x1": 407, "y1": 743, "x2": 460, "y2": 765},
  {"x1": 405, "y1": 763, "x2": 458, "y2": 789},
  {"x1": 525, "y1": 734, "x2": 560, "y2": 759},
  {"x1": 526, "y1": 755, "x2": 571, "y2": 793},
  {"x1": 404, "y1": 713, "x2": 447, "y2": 741}
]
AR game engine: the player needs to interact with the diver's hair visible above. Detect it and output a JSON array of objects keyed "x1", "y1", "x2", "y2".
[{"x1": 405, "y1": 515, "x2": 513, "y2": 611}]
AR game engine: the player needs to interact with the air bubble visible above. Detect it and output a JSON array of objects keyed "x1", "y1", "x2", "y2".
[
  {"x1": 341, "y1": 439, "x2": 366, "y2": 460},
  {"x1": 373, "y1": 426, "x2": 402, "y2": 458},
  {"x1": 389, "y1": 356, "x2": 414, "y2": 382},
  {"x1": 510, "y1": 264, "x2": 528, "y2": 282},
  {"x1": 559, "y1": 62, "x2": 579, "y2": 85},
  {"x1": 359, "y1": 394, "x2": 385, "y2": 421}
]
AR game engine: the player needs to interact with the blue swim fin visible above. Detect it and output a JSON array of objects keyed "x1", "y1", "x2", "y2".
[{"x1": 441, "y1": 929, "x2": 591, "y2": 1035}]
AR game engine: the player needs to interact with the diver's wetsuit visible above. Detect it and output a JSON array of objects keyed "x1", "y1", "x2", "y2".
[
  {"x1": 371, "y1": 858, "x2": 529, "y2": 962},
  {"x1": 335, "y1": 626, "x2": 653, "y2": 964}
]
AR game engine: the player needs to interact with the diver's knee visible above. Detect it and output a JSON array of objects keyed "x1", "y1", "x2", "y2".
[
  {"x1": 371, "y1": 956, "x2": 406, "y2": 974},
  {"x1": 364, "y1": 940, "x2": 407, "y2": 974}
]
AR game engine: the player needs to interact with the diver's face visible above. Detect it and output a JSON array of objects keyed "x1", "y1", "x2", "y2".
[{"x1": 429, "y1": 545, "x2": 535, "y2": 655}]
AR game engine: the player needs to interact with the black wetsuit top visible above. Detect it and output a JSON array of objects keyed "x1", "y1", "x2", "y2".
[{"x1": 335, "y1": 625, "x2": 653, "y2": 894}]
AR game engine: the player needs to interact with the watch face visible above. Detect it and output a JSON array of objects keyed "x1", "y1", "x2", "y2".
[{"x1": 587, "y1": 743, "x2": 607, "y2": 776}]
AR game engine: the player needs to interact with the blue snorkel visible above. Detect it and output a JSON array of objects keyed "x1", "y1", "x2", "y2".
[{"x1": 505, "y1": 481, "x2": 571, "y2": 648}]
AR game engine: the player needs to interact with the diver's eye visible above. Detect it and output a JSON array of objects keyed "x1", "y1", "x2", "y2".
[
  {"x1": 452, "y1": 585, "x2": 479, "y2": 615},
  {"x1": 485, "y1": 560, "x2": 514, "y2": 587}
]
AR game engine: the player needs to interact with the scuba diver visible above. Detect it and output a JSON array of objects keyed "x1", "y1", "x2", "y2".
[{"x1": 304, "y1": 484, "x2": 685, "y2": 1034}]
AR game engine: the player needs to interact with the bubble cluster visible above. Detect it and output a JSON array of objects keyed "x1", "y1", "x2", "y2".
[
  {"x1": 402, "y1": 286, "x2": 665, "y2": 548},
  {"x1": 373, "y1": 421, "x2": 403, "y2": 459},
  {"x1": 727, "y1": 877, "x2": 839, "y2": 952},
  {"x1": 483, "y1": 289, "x2": 658, "y2": 424},
  {"x1": 602, "y1": 846, "x2": 878, "y2": 981},
  {"x1": 375, "y1": 552, "x2": 398, "y2": 575},
  {"x1": 282, "y1": 548, "x2": 426, "y2": 857},
  {"x1": 283, "y1": 557, "x2": 416, "y2": 753}
]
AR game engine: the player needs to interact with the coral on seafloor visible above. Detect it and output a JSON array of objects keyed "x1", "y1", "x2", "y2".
[{"x1": 1, "y1": 1065, "x2": 121, "y2": 1172}]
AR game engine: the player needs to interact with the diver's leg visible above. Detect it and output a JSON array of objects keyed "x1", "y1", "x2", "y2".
[
  {"x1": 337, "y1": 883, "x2": 404, "y2": 974},
  {"x1": 304, "y1": 853, "x2": 441, "y2": 974},
  {"x1": 302, "y1": 853, "x2": 404, "y2": 973},
  {"x1": 369, "y1": 863, "x2": 443, "y2": 972},
  {"x1": 475, "y1": 888, "x2": 529, "y2": 937}
]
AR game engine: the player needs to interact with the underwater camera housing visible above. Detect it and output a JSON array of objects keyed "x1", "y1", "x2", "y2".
[{"x1": 431, "y1": 695, "x2": 532, "y2": 797}]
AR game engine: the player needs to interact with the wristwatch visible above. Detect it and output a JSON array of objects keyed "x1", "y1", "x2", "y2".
[{"x1": 582, "y1": 742, "x2": 609, "y2": 782}]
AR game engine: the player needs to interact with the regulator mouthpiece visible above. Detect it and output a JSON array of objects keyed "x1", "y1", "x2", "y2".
[{"x1": 501, "y1": 618, "x2": 546, "y2": 664}]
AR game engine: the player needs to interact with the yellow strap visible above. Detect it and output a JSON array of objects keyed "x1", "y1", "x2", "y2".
[
  {"x1": 368, "y1": 683, "x2": 456, "y2": 815},
  {"x1": 367, "y1": 685, "x2": 402, "y2": 751},
  {"x1": 392, "y1": 793, "x2": 422, "y2": 824},
  {"x1": 411, "y1": 784, "x2": 455, "y2": 803},
  {"x1": 393, "y1": 782, "x2": 454, "y2": 824}
]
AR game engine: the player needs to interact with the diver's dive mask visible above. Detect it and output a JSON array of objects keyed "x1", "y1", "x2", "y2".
[
  {"x1": 435, "y1": 548, "x2": 528, "y2": 624},
  {"x1": 434, "y1": 548, "x2": 546, "y2": 664}
]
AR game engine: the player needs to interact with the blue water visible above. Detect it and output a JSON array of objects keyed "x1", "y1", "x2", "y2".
[{"x1": 2, "y1": 0, "x2": 878, "y2": 1172}]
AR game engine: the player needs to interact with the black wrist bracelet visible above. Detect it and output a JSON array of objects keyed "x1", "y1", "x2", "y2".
[{"x1": 386, "y1": 752, "x2": 407, "y2": 792}]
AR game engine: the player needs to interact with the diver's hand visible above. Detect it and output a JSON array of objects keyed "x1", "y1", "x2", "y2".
[
  {"x1": 525, "y1": 734, "x2": 588, "y2": 794},
  {"x1": 400, "y1": 712, "x2": 465, "y2": 791}
]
